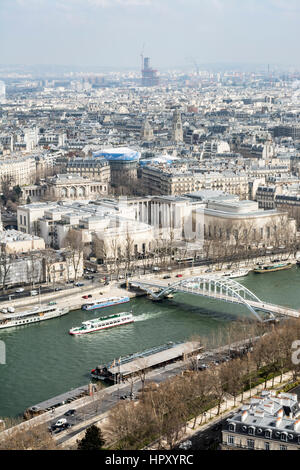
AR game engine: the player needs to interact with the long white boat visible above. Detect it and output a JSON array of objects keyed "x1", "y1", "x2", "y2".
[
  {"x1": 81, "y1": 296, "x2": 130, "y2": 311},
  {"x1": 69, "y1": 312, "x2": 134, "y2": 335},
  {"x1": 222, "y1": 269, "x2": 250, "y2": 279},
  {"x1": 0, "y1": 305, "x2": 69, "y2": 330}
]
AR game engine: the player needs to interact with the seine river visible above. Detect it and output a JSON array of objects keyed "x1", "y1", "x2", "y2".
[{"x1": 1, "y1": 267, "x2": 300, "y2": 418}]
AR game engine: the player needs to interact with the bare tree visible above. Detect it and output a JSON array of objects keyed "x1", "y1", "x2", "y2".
[{"x1": 63, "y1": 229, "x2": 84, "y2": 282}]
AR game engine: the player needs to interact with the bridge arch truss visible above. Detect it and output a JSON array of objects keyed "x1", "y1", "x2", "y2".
[{"x1": 133, "y1": 275, "x2": 273, "y2": 322}]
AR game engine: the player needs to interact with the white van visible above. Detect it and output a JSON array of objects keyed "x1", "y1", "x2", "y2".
[{"x1": 30, "y1": 290, "x2": 38, "y2": 296}]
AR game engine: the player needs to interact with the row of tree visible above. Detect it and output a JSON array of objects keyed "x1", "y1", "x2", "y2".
[{"x1": 105, "y1": 319, "x2": 300, "y2": 450}]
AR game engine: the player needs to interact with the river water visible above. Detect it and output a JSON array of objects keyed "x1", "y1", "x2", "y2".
[{"x1": 1, "y1": 267, "x2": 300, "y2": 418}]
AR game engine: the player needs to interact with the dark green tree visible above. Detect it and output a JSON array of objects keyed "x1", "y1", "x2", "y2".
[{"x1": 77, "y1": 425, "x2": 105, "y2": 450}]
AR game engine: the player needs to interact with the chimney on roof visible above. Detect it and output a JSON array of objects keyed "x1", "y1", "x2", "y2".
[
  {"x1": 275, "y1": 417, "x2": 282, "y2": 428},
  {"x1": 277, "y1": 408, "x2": 284, "y2": 418},
  {"x1": 294, "y1": 420, "x2": 300, "y2": 431}
]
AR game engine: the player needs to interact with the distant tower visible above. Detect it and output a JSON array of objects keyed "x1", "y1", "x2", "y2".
[
  {"x1": 172, "y1": 110, "x2": 183, "y2": 142},
  {"x1": 141, "y1": 57, "x2": 159, "y2": 87},
  {"x1": 141, "y1": 119, "x2": 154, "y2": 141},
  {"x1": 0, "y1": 81, "x2": 5, "y2": 104}
]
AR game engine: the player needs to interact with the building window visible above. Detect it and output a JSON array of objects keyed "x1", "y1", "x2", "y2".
[
  {"x1": 265, "y1": 430, "x2": 272, "y2": 439},
  {"x1": 229, "y1": 423, "x2": 236, "y2": 432},
  {"x1": 281, "y1": 433, "x2": 287, "y2": 442},
  {"x1": 227, "y1": 435, "x2": 235, "y2": 445},
  {"x1": 279, "y1": 445, "x2": 287, "y2": 451},
  {"x1": 248, "y1": 427, "x2": 255, "y2": 435},
  {"x1": 247, "y1": 439, "x2": 255, "y2": 449},
  {"x1": 265, "y1": 442, "x2": 270, "y2": 451}
]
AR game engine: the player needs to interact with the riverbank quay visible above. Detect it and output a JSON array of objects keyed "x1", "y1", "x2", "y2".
[
  {"x1": 1, "y1": 251, "x2": 299, "y2": 315},
  {"x1": 0, "y1": 336, "x2": 257, "y2": 446},
  {"x1": 0, "y1": 282, "x2": 137, "y2": 315}
]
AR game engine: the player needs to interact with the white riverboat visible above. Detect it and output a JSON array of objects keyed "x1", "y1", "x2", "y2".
[
  {"x1": 81, "y1": 296, "x2": 130, "y2": 310},
  {"x1": 69, "y1": 312, "x2": 134, "y2": 335},
  {"x1": 0, "y1": 305, "x2": 69, "y2": 329},
  {"x1": 222, "y1": 269, "x2": 250, "y2": 279}
]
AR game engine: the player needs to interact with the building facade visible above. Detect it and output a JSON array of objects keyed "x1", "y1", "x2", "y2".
[{"x1": 222, "y1": 391, "x2": 300, "y2": 450}]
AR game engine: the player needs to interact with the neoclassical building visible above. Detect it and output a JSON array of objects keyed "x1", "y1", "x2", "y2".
[{"x1": 21, "y1": 173, "x2": 108, "y2": 203}]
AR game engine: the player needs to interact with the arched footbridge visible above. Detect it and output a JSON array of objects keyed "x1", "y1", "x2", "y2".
[{"x1": 130, "y1": 275, "x2": 300, "y2": 323}]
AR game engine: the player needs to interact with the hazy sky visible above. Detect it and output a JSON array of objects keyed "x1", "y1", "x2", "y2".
[{"x1": 0, "y1": 0, "x2": 299, "y2": 69}]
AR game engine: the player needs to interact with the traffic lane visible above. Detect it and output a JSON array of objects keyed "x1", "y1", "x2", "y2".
[{"x1": 0, "y1": 284, "x2": 80, "y2": 303}]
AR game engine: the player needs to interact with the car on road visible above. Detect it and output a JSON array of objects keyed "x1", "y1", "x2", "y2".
[
  {"x1": 82, "y1": 295, "x2": 89, "y2": 299},
  {"x1": 54, "y1": 287, "x2": 62, "y2": 291},
  {"x1": 64, "y1": 409, "x2": 76, "y2": 416},
  {"x1": 48, "y1": 301, "x2": 56, "y2": 306},
  {"x1": 74, "y1": 282, "x2": 84, "y2": 287},
  {"x1": 176, "y1": 274, "x2": 183, "y2": 278},
  {"x1": 15, "y1": 288, "x2": 24, "y2": 293},
  {"x1": 178, "y1": 440, "x2": 192, "y2": 450},
  {"x1": 205, "y1": 269, "x2": 212, "y2": 273},
  {"x1": 84, "y1": 275, "x2": 94, "y2": 280},
  {"x1": 30, "y1": 290, "x2": 38, "y2": 296},
  {"x1": 50, "y1": 422, "x2": 71, "y2": 433},
  {"x1": 55, "y1": 418, "x2": 67, "y2": 427},
  {"x1": 163, "y1": 275, "x2": 171, "y2": 279}
]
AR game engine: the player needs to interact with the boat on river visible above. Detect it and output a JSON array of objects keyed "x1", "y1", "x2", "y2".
[
  {"x1": 81, "y1": 296, "x2": 130, "y2": 310},
  {"x1": 0, "y1": 305, "x2": 69, "y2": 329},
  {"x1": 253, "y1": 262, "x2": 292, "y2": 273},
  {"x1": 222, "y1": 269, "x2": 250, "y2": 279},
  {"x1": 69, "y1": 312, "x2": 134, "y2": 336}
]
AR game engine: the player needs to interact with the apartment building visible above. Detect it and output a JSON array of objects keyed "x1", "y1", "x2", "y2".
[{"x1": 222, "y1": 391, "x2": 300, "y2": 450}]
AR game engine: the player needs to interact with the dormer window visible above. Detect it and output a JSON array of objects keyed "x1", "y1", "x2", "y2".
[
  {"x1": 265, "y1": 430, "x2": 272, "y2": 439},
  {"x1": 248, "y1": 426, "x2": 255, "y2": 435},
  {"x1": 281, "y1": 433, "x2": 288, "y2": 442},
  {"x1": 229, "y1": 423, "x2": 236, "y2": 432}
]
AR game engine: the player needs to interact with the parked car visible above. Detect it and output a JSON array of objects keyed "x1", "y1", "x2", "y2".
[
  {"x1": 178, "y1": 440, "x2": 192, "y2": 450},
  {"x1": 64, "y1": 409, "x2": 76, "y2": 417},
  {"x1": 74, "y1": 282, "x2": 84, "y2": 287},
  {"x1": 176, "y1": 274, "x2": 183, "y2": 278},
  {"x1": 82, "y1": 295, "x2": 89, "y2": 299},
  {"x1": 163, "y1": 275, "x2": 171, "y2": 279},
  {"x1": 54, "y1": 287, "x2": 61, "y2": 291},
  {"x1": 15, "y1": 288, "x2": 24, "y2": 293},
  {"x1": 30, "y1": 290, "x2": 38, "y2": 296},
  {"x1": 48, "y1": 301, "x2": 56, "y2": 306},
  {"x1": 54, "y1": 418, "x2": 67, "y2": 427}
]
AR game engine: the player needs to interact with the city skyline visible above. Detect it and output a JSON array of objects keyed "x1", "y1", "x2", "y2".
[{"x1": 0, "y1": 0, "x2": 300, "y2": 69}]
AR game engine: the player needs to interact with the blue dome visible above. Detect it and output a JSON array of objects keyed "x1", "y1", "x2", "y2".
[{"x1": 92, "y1": 147, "x2": 140, "y2": 162}]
